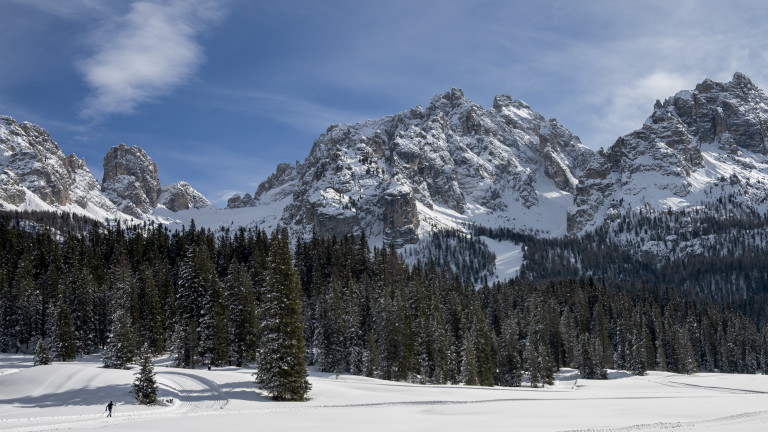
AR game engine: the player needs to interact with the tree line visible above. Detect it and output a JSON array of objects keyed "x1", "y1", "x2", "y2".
[{"x1": 1, "y1": 215, "x2": 767, "y2": 399}]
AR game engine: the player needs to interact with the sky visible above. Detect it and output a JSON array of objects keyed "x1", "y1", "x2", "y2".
[{"x1": 2, "y1": 0, "x2": 767, "y2": 206}]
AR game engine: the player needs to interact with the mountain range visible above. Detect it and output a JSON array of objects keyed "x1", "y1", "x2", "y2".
[{"x1": 3, "y1": 72, "x2": 768, "y2": 252}]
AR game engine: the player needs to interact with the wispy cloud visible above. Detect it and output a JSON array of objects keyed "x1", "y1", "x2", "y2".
[
  {"x1": 5, "y1": 0, "x2": 117, "y2": 20},
  {"x1": 585, "y1": 71, "x2": 694, "y2": 148},
  {"x1": 209, "y1": 89, "x2": 380, "y2": 134},
  {"x1": 78, "y1": 0, "x2": 225, "y2": 119}
]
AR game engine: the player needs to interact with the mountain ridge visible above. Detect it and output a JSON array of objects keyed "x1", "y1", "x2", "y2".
[{"x1": 3, "y1": 72, "x2": 768, "y2": 251}]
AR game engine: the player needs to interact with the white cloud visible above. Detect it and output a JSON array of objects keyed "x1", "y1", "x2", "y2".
[
  {"x1": 209, "y1": 89, "x2": 380, "y2": 135},
  {"x1": 587, "y1": 71, "x2": 693, "y2": 148},
  {"x1": 5, "y1": 0, "x2": 117, "y2": 20},
  {"x1": 214, "y1": 189, "x2": 246, "y2": 203},
  {"x1": 78, "y1": 0, "x2": 225, "y2": 119}
]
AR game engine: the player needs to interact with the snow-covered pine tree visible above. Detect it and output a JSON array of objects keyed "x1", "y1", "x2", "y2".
[
  {"x1": 133, "y1": 344, "x2": 158, "y2": 405},
  {"x1": 102, "y1": 309, "x2": 136, "y2": 369},
  {"x1": 33, "y1": 338, "x2": 52, "y2": 366},
  {"x1": 51, "y1": 297, "x2": 77, "y2": 361},
  {"x1": 170, "y1": 318, "x2": 198, "y2": 368},
  {"x1": 253, "y1": 229, "x2": 311, "y2": 401},
  {"x1": 224, "y1": 262, "x2": 258, "y2": 367},
  {"x1": 196, "y1": 253, "x2": 228, "y2": 367},
  {"x1": 497, "y1": 318, "x2": 522, "y2": 387},
  {"x1": 459, "y1": 323, "x2": 479, "y2": 385}
]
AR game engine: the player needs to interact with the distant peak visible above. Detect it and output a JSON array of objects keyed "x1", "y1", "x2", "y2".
[
  {"x1": 428, "y1": 88, "x2": 470, "y2": 111},
  {"x1": 695, "y1": 72, "x2": 758, "y2": 95},
  {"x1": 492, "y1": 94, "x2": 531, "y2": 111},
  {"x1": 730, "y1": 71, "x2": 756, "y2": 88}
]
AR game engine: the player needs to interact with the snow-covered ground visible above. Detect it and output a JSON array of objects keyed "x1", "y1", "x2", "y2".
[
  {"x1": 2, "y1": 354, "x2": 768, "y2": 431},
  {"x1": 481, "y1": 236, "x2": 523, "y2": 282}
]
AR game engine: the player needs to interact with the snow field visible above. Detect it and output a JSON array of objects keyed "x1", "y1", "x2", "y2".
[{"x1": 2, "y1": 354, "x2": 768, "y2": 431}]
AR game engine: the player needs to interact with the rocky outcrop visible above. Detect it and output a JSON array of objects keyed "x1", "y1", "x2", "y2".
[
  {"x1": 101, "y1": 144, "x2": 161, "y2": 217},
  {"x1": 232, "y1": 88, "x2": 593, "y2": 244},
  {"x1": 0, "y1": 116, "x2": 118, "y2": 216},
  {"x1": 569, "y1": 72, "x2": 768, "y2": 233},
  {"x1": 102, "y1": 143, "x2": 210, "y2": 217},
  {"x1": 159, "y1": 181, "x2": 212, "y2": 211}
]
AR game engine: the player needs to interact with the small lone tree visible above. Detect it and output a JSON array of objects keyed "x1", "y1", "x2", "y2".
[
  {"x1": 34, "y1": 339, "x2": 52, "y2": 366},
  {"x1": 133, "y1": 344, "x2": 158, "y2": 405}
]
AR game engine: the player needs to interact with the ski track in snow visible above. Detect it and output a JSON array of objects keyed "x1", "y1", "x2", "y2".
[
  {"x1": 0, "y1": 370, "x2": 230, "y2": 431},
  {"x1": 2, "y1": 362, "x2": 768, "y2": 431},
  {"x1": 650, "y1": 374, "x2": 768, "y2": 395},
  {"x1": 559, "y1": 410, "x2": 768, "y2": 432}
]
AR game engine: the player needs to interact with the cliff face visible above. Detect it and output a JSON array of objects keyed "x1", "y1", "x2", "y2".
[
  {"x1": 231, "y1": 89, "x2": 592, "y2": 244},
  {"x1": 0, "y1": 119, "x2": 211, "y2": 223},
  {"x1": 102, "y1": 144, "x2": 161, "y2": 217},
  {"x1": 102, "y1": 143, "x2": 210, "y2": 217},
  {"x1": 569, "y1": 73, "x2": 768, "y2": 233},
  {"x1": 0, "y1": 116, "x2": 119, "y2": 219}
]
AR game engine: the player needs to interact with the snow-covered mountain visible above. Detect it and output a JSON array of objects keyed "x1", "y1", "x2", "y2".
[
  {"x1": 228, "y1": 88, "x2": 592, "y2": 245},
  {"x1": 102, "y1": 143, "x2": 211, "y2": 217},
  {"x1": 0, "y1": 116, "x2": 125, "y2": 220},
  {"x1": 0, "y1": 118, "x2": 210, "y2": 222},
  {"x1": 569, "y1": 72, "x2": 768, "y2": 233},
  {"x1": 5, "y1": 72, "x2": 768, "y2": 251}
]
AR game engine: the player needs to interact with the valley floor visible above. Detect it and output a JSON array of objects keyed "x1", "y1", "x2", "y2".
[{"x1": 1, "y1": 354, "x2": 768, "y2": 431}]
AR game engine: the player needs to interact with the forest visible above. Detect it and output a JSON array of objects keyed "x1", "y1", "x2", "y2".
[{"x1": 1, "y1": 211, "x2": 768, "y2": 397}]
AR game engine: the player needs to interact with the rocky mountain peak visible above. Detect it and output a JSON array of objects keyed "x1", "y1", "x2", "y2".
[
  {"x1": 232, "y1": 89, "x2": 592, "y2": 244},
  {"x1": 101, "y1": 143, "x2": 210, "y2": 217},
  {"x1": 0, "y1": 116, "x2": 118, "y2": 216},
  {"x1": 102, "y1": 143, "x2": 161, "y2": 217},
  {"x1": 569, "y1": 72, "x2": 768, "y2": 233},
  {"x1": 159, "y1": 181, "x2": 212, "y2": 211}
]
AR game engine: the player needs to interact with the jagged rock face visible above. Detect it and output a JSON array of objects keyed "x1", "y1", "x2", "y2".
[
  {"x1": 569, "y1": 72, "x2": 768, "y2": 233},
  {"x1": 236, "y1": 88, "x2": 592, "y2": 244},
  {"x1": 0, "y1": 116, "x2": 117, "y2": 215},
  {"x1": 101, "y1": 143, "x2": 211, "y2": 217},
  {"x1": 159, "y1": 181, "x2": 212, "y2": 211},
  {"x1": 102, "y1": 144, "x2": 161, "y2": 217}
]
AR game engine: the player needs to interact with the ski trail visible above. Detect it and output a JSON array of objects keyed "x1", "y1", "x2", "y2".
[
  {"x1": 651, "y1": 375, "x2": 766, "y2": 395},
  {"x1": 157, "y1": 371, "x2": 230, "y2": 411},
  {"x1": 558, "y1": 409, "x2": 768, "y2": 431},
  {"x1": 0, "y1": 371, "x2": 230, "y2": 431},
  {"x1": 554, "y1": 369, "x2": 579, "y2": 390}
]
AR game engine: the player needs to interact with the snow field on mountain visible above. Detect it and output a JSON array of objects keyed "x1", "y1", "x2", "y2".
[
  {"x1": 2, "y1": 354, "x2": 768, "y2": 432},
  {"x1": 480, "y1": 236, "x2": 523, "y2": 282}
]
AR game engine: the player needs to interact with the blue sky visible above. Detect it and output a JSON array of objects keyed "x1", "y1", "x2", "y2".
[{"x1": 2, "y1": 0, "x2": 767, "y2": 206}]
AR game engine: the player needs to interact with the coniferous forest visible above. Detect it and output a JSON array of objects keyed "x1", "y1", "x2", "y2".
[{"x1": 1, "y1": 212, "x2": 768, "y2": 400}]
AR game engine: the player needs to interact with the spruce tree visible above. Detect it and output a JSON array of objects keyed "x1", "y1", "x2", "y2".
[
  {"x1": 224, "y1": 262, "x2": 258, "y2": 367},
  {"x1": 253, "y1": 229, "x2": 311, "y2": 401},
  {"x1": 33, "y1": 338, "x2": 52, "y2": 366},
  {"x1": 133, "y1": 344, "x2": 158, "y2": 405},
  {"x1": 52, "y1": 298, "x2": 77, "y2": 361},
  {"x1": 102, "y1": 309, "x2": 136, "y2": 369}
]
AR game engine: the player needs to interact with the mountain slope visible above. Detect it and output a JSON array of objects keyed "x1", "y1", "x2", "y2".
[
  {"x1": 0, "y1": 116, "x2": 124, "y2": 221},
  {"x1": 569, "y1": 72, "x2": 768, "y2": 233},
  {"x1": 0, "y1": 119, "x2": 211, "y2": 225},
  {"x1": 230, "y1": 89, "x2": 592, "y2": 245}
]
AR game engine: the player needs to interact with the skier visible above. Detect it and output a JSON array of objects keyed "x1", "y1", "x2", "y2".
[{"x1": 105, "y1": 401, "x2": 115, "y2": 417}]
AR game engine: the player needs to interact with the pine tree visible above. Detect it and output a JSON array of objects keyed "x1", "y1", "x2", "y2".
[
  {"x1": 133, "y1": 344, "x2": 158, "y2": 405},
  {"x1": 33, "y1": 338, "x2": 52, "y2": 366},
  {"x1": 497, "y1": 318, "x2": 522, "y2": 387},
  {"x1": 51, "y1": 298, "x2": 77, "y2": 361},
  {"x1": 102, "y1": 309, "x2": 136, "y2": 369},
  {"x1": 224, "y1": 262, "x2": 258, "y2": 367},
  {"x1": 459, "y1": 324, "x2": 479, "y2": 385},
  {"x1": 253, "y1": 229, "x2": 311, "y2": 401}
]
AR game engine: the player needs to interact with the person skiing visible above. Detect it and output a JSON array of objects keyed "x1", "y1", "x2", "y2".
[{"x1": 105, "y1": 401, "x2": 115, "y2": 417}]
